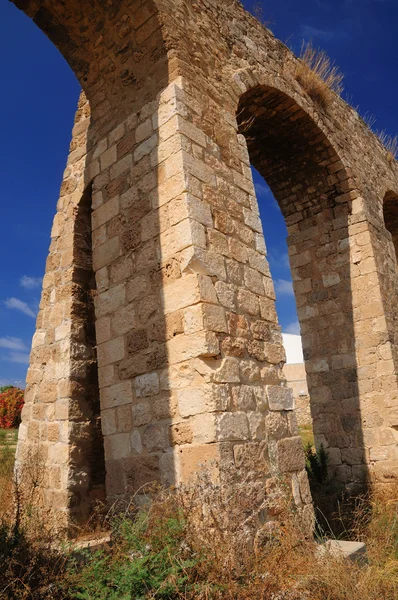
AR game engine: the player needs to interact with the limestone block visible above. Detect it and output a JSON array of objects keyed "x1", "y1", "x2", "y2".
[
  {"x1": 162, "y1": 273, "x2": 216, "y2": 315},
  {"x1": 170, "y1": 421, "x2": 193, "y2": 445},
  {"x1": 136, "y1": 118, "x2": 153, "y2": 143},
  {"x1": 132, "y1": 402, "x2": 152, "y2": 426},
  {"x1": 134, "y1": 133, "x2": 157, "y2": 162},
  {"x1": 168, "y1": 331, "x2": 219, "y2": 364},
  {"x1": 217, "y1": 412, "x2": 250, "y2": 441},
  {"x1": 237, "y1": 289, "x2": 259, "y2": 316},
  {"x1": 124, "y1": 455, "x2": 161, "y2": 493},
  {"x1": 183, "y1": 303, "x2": 227, "y2": 335},
  {"x1": 244, "y1": 266, "x2": 264, "y2": 295},
  {"x1": 243, "y1": 207, "x2": 262, "y2": 233},
  {"x1": 126, "y1": 275, "x2": 148, "y2": 302},
  {"x1": 215, "y1": 281, "x2": 235, "y2": 310},
  {"x1": 168, "y1": 194, "x2": 212, "y2": 228},
  {"x1": 48, "y1": 443, "x2": 69, "y2": 465},
  {"x1": 277, "y1": 437, "x2": 306, "y2": 472},
  {"x1": 177, "y1": 384, "x2": 229, "y2": 417},
  {"x1": 179, "y1": 443, "x2": 221, "y2": 484},
  {"x1": 92, "y1": 196, "x2": 119, "y2": 230},
  {"x1": 264, "y1": 343, "x2": 286, "y2": 364},
  {"x1": 109, "y1": 123, "x2": 125, "y2": 145},
  {"x1": 102, "y1": 409, "x2": 117, "y2": 435},
  {"x1": 95, "y1": 316, "x2": 111, "y2": 344},
  {"x1": 100, "y1": 146, "x2": 117, "y2": 171},
  {"x1": 159, "y1": 361, "x2": 199, "y2": 391},
  {"x1": 180, "y1": 246, "x2": 226, "y2": 280},
  {"x1": 248, "y1": 412, "x2": 266, "y2": 440},
  {"x1": 161, "y1": 218, "x2": 206, "y2": 258},
  {"x1": 111, "y1": 303, "x2": 135, "y2": 337},
  {"x1": 266, "y1": 412, "x2": 289, "y2": 440},
  {"x1": 209, "y1": 229, "x2": 229, "y2": 255},
  {"x1": 191, "y1": 413, "x2": 217, "y2": 443},
  {"x1": 101, "y1": 381, "x2": 133, "y2": 410},
  {"x1": 232, "y1": 385, "x2": 256, "y2": 411},
  {"x1": 239, "y1": 359, "x2": 261, "y2": 383},
  {"x1": 93, "y1": 237, "x2": 120, "y2": 271},
  {"x1": 135, "y1": 373, "x2": 159, "y2": 398},
  {"x1": 130, "y1": 430, "x2": 143, "y2": 454},
  {"x1": 116, "y1": 405, "x2": 133, "y2": 433},
  {"x1": 266, "y1": 386, "x2": 294, "y2": 411},
  {"x1": 142, "y1": 425, "x2": 168, "y2": 452},
  {"x1": 259, "y1": 297, "x2": 278, "y2": 322},
  {"x1": 97, "y1": 336, "x2": 125, "y2": 367}
]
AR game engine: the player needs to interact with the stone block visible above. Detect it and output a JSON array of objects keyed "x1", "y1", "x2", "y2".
[
  {"x1": 266, "y1": 386, "x2": 294, "y2": 411},
  {"x1": 191, "y1": 413, "x2": 216, "y2": 443},
  {"x1": 177, "y1": 384, "x2": 228, "y2": 417},
  {"x1": 168, "y1": 331, "x2": 219, "y2": 364},
  {"x1": 142, "y1": 424, "x2": 168, "y2": 452},
  {"x1": 277, "y1": 437, "x2": 306, "y2": 472},
  {"x1": 179, "y1": 443, "x2": 221, "y2": 484},
  {"x1": 101, "y1": 381, "x2": 133, "y2": 410},
  {"x1": 131, "y1": 402, "x2": 152, "y2": 426},
  {"x1": 135, "y1": 373, "x2": 159, "y2": 398},
  {"x1": 124, "y1": 456, "x2": 161, "y2": 492},
  {"x1": 217, "y1": 412, "x2": 250, "y2": 441}
]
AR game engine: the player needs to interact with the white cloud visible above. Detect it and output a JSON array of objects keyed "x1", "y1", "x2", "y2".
[
  {"x1": 20, "y1": 275, "x2": 42, "y2": 289},
  {"x1": 268, "y1": 251, "x2": 290, "y2": 270},
  {"x1": 284, "y1": 320, "x2": 301, "y2": 335},
  {"x1": 5, "y1": 298, "x2": 37, "y2": 319},
  {"x1": 7, "y1": 352, "x2": 30, "y2": 365},
  {"x1": 254, "y1": 182, "x2": 280, "y2": 211},
  {"x1": 0, "y1": 337, "x2": 27, "y2": 351},
  {"x1": 300, "y1": 25, "x2": 336, "y2": 41},
  {"x1": 274, "y1": 279, "x2": 294, "y2": 296},
  {"x1": 282, "y1": 333, "x2": 304, "y2": 364}
]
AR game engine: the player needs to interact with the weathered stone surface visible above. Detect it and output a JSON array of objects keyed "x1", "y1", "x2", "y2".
[{"x1": 266, "y1": 386, "x2": 294, "y2": 411}]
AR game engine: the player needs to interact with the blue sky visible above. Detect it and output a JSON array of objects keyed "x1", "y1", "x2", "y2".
[{"x1": 0, "y1": 0, "x2": 397, "y2": 386}]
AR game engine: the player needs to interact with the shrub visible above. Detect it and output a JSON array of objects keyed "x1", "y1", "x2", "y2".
[
  {"x1": 296, "y1": 41, "x2": 344, "y2": 110},
  {"x1": 0, "y1": 387, "x2": 24, "y2": 429},
  {"x1": 305, "y1": 442, "x2": 329, "y2": 486}
]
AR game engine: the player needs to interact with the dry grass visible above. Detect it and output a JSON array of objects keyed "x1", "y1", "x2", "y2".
[
  {"x1": 377, "y1": 130, "x2": 398, "y2": 163},
  {"x1": 296, "y1": 41, "x2": 344, "y2": 111},
  {"x1": 2, "y1": 448, "x2": 398, "y2": 598},
  {"x1": 252, "y1": 1, "x2": 271, "y2": 27}
]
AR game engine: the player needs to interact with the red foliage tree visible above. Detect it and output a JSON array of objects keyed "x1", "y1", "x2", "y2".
[{"x1": 0, "y1": 387, "x2": 24, "y2": 429}]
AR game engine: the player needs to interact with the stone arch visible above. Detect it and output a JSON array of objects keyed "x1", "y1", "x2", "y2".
[
  {"x1": 10, "y1": 0, "x2": 170, "y2": 120},
  {"x1": 237, "y1": 84, "x2": 366, "y2": 484}
]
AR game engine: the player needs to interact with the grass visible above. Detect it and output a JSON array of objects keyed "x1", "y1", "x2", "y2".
[
  {"x1": 376, "y1": 130, "x2": 398, "y2": 162},
  {"x1": 295, "y1": 41, "x2": 344, "y2": 111},
  {"x1": 0, "y1": 428, "x2": 18, "y2": 447},
  {"x1": 2, "y1": 426, "x2": 398, "y2": 598},
  {"x1": 0, "y1": 429, "x2": 17, "y2": 514},
  {"x1": 2, "y1": 477, "x2": 398, "y2": 599},
  {"x1": 299, "y1": 424, "x2": 314, "y2": 448}
]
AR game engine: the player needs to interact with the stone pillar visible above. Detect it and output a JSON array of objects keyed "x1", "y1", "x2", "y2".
[
  {"x1": 91, "y1": 77, "x2": 312, "y2": 527},
  {"x1": 17, "y1": 77, "x2": 313, "y2": 532},
  {"x1": 16, "y1": 94, "x2": 105, "y2": 529}
]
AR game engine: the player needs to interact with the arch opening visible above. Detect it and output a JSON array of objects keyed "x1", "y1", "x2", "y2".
[
  {"x1": 237, "y1": 85, "x2": 365, "y2": 486},
  {"x1": 383, "y1": 191, "x2": 398, "y2": 260}
]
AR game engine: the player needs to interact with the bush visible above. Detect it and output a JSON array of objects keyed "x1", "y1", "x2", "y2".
[
  {"x1": 0, "y1": 387, "x2": 24, "y2": 429},
  {"x1": 305, "y1": 442, "x2": 329, "y2": 486}
]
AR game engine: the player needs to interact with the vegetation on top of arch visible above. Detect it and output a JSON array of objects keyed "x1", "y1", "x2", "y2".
[{"x1": 295, "y1": 41, "x2": 344, "y2": 111}]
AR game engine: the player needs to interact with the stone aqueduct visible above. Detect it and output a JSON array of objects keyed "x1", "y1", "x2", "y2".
[{"x1": 11, "y1": 0, "x2": 398, "y2": 529}]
